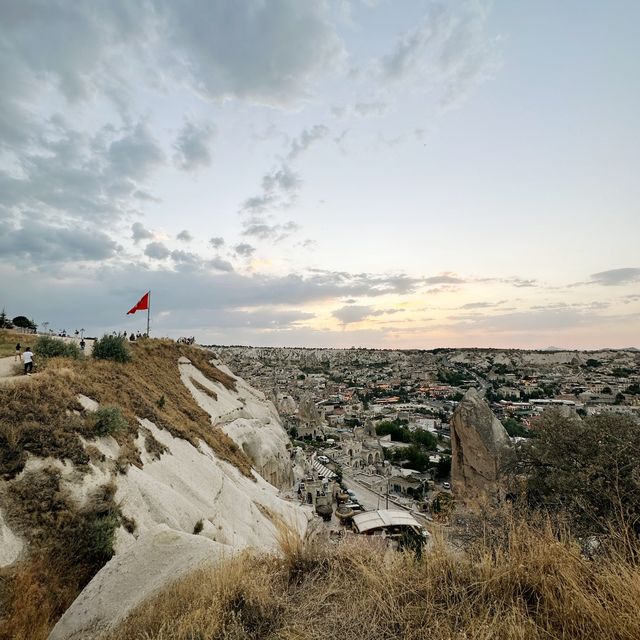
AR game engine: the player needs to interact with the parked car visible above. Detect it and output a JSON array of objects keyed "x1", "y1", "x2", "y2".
[{"x1": 442, "y1": 482, "x2": 451, "y2": 490}]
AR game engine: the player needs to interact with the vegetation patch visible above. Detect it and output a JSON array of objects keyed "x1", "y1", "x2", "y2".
[
  {"x1": 189, "y1": 376, "x2": 218, "y2": 400},
  {"x1": 91, "y1": 405, "x2": 128, "y2": 437},
  {"x1": 0, "y1": 339, "x2": 251, "y2": 480},
  {"x1": 0, "y1": 468, "x2": 121, "y2": 640},
  {"x1": 142, "y1": 427, "x2": 169, "y2": 461},
  {"x1": 107, "y1": 519, "x2": 640, "y2": 640},
  {"x1": 33, "y1": 335, "x2": 81, "y2": 360},
  {"x1": 92, "y1": 334, "x2": 132, "y2": 363}
]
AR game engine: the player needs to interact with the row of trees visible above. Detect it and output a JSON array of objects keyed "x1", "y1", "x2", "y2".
[{"x1": 0, "y1": 310, "x2": 37, "y2": 331}]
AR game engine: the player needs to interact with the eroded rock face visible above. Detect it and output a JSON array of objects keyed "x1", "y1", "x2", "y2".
[
  {"x1": 49, "y1": 525, "x2": 229, "y2": 640},
  {"x1": 180, "y1": 358, "x2": 294, "y2": 489},
  {"x1": 451, "y1": 388, "x2": 514, "y2": 498}
]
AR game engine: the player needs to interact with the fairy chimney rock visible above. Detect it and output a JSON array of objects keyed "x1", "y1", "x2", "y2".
[{"x1": 451, "y1": 388, "x2": 513, "y2": 497}]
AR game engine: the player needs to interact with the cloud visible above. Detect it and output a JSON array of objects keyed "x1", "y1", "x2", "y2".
[
  {"x1": 0, "y1": 221, "x2": 120, "y2": 265},
  {"x1": 332, "y1": 304, "x2": 402, "y2": 324},
  {"x1": 176, "y1": 229, "x2": 193, "y2": 242},
  {"x1": 424, "y1": 274, "x2": 464, "y2": 285},
  {"x1": 155, "y1": 0, "x2": 343, "y2": 106},
  {"x1": 144, "y1": 241, "x2": 171, "y2": 260},
  {"x1": 240, "y1": 124, "x2": 328, "y2": 221},
  {"x1": 209, "y1": 237, "x2": 225, "y2": 249},
  {"x1": 591, "y1": 268, "x2": 640, "y2": 286},
  {"x1": 242, "y1": 219, "x2": 299, "y2": 241},
  {"x1": 380, "y1": 1, "x2": 498, "y2": 107},
  {"x1": 354, "y1": 101, "x2": 388, "y2": 116},
  {"x1": 448, "y1": 308, "x2": 602, "y2": 333},
  {"x1": 234, "y1": 242, "x2": 256, "y2": 257},
  {"x1": 0, "y1": 120, "x2": 164, "y2": 231},
  {"x1": 461, "y1": 301, "x2": 500, "y2": 310},
  {"x1": 287, "y1": 124, "x2": 329, "y2": 161},
  {"x1": 207, "y1": 256, "x2": 234, "y2": 272},
  {"x1": 132, "y1": 222, "x2": 154, "y2": 243},
  {"x1": 170, "y1": 249, "x2": 200, "y2": 268},
  {"x1": 262, "y1": 165, "x2": 301, "y2": 192},
  {"x1": 173, "y1": 121, "x2": 215, "y2": 171},
  {"x1": 107, "y1": 123, "x2": 165, "y2": 180}
]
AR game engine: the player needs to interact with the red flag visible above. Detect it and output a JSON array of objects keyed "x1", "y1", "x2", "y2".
[{"x1": 127, "y1": 292, "x2": 150, "y2": 315}]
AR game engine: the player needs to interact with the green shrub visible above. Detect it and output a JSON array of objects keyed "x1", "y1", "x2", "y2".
[
  {"x1": 92, "y1": 335, "x2": 131, "y2": 363},
  {"x1": 92, "y1": 406, "x2": 128, "y2": 437},
  {"x1": 34, "y1": 335, "x2": 81, "y2": 360},
  {"x1": 193, "y1": 519, "x2": 204, "y2": 535}
]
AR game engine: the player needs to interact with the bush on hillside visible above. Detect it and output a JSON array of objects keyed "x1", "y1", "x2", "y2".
[
  {"x1": 92, "y1": 334, "x2": 131, "y2": 363},
  {"x1": 518, "y1": 409, "x2": 640, "y2": 535},
  {"x1": 34, "y1": 335, "x2": 81, "y2": 360},
  {"x1": 92, "y1": 406, "x2": 128, "y2": 437}
]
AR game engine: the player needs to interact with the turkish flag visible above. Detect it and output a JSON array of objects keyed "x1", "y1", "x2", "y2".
[{"x1": 127, "y1": 292, "x2": 150, "y2": 315}]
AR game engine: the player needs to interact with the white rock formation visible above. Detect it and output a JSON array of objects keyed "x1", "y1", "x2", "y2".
[
  {"x1": 0, "y1": 507, "x2": 23, "y2": 567},
  {"x1": 49, "y1": 525, "x2": 230, "y2": 640},
  {"x1": 180, "y1": 356, "x2": 293, "y2": 488}
]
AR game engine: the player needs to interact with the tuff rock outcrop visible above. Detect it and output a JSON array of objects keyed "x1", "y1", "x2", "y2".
[{"x1": 451, "y1": 388, "x2": 514, "y2": 498}]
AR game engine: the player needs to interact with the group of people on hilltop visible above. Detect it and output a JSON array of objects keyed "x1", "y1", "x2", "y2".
[
  {"x1": 15, "y1": 343, "x2": 34, "y2": 375},
  {"x1": 108, "y1": 330, "x2": 147, "y2": 341}
]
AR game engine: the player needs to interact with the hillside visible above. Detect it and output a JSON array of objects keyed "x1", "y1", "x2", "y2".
[{"x1": 0, "y1": 336, "x2": 308, "y2": 640}]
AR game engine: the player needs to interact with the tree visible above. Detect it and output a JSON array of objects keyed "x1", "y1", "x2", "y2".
[
  {"x1": 12, "y1": 316, "x2": 36, "y2": 330},
  {"x1": 411, "y1": 429, "x2": 438, "y2": 449},
  {"x1": 0, "y1": 309, "x2": 12, "y2": 328},
  {"x1": 503, "y1": 417, "x2": 531, "y2": 438},
  {"x1": 435, "y1": 456, "x2": 451, "y2": 479},
  {"x1": 517, "y1": 409, "x2": 640, "y2": 535}
]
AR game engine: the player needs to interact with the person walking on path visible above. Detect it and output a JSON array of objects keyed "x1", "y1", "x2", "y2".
[
  {"x1": 22, "y1": 347, "x2": 34, "y2": 375},
  {"x1": 14, "y1": 342, "x2": 21, "y2": 362}
]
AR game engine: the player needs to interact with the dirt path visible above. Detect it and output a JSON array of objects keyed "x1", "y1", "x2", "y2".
[{"x1": 0, "y1": 355, "x2": 31, "y2": 384}]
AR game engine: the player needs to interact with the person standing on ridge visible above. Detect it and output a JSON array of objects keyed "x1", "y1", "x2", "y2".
[{"x1": 22, "y1": 346, "x2": 34, "y2": 375}]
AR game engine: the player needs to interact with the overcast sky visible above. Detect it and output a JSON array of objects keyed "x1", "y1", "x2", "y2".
[{"x1": 1, "y1": 0, "x2": 638, "y2": 349}]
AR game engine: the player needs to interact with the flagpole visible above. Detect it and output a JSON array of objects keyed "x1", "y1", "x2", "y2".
[{"x1": 147, "y1": 290, "x2": 151, "y2": 337}]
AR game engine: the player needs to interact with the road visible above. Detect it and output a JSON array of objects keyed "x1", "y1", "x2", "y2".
[{"x1": 341, "y1": 472, "x2": 433, "y2": 528}]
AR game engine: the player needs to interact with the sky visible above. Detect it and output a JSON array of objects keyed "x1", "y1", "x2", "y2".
[{"x1": 0, "y1": 0, "x2": 639, "y2": 349}]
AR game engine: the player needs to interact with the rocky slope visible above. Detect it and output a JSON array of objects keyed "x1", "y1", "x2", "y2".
[{"x1": 0, "y1": 341, "x2": 309, "y2": 640}]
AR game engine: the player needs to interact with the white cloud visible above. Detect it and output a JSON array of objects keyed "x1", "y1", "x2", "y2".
[
  {"x1": 591, "y1": 268, "x2": 640, "y2": 286},
  {"x1": 380, "y1": 1, "x2": 499, "y2": 107},
  {"x1": 173, "y1": 121, "x2": 216, "y2": 171},
  {"x1": 144, "y1": 241, "x2": 171, "y2": 260}
]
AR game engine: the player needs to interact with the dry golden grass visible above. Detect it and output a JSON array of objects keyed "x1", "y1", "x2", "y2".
[
  {"x1": 108, "y1": 519, "x2": 640, "y2": 640},
  {"x1": 190, "y1": 376, "x2": 218, "y2": 400},
  {"x1": 0, "y1": 339, "x2": 252, "y2": 480},
  {"x1": 0, "y1": 329, "x2": 35, "y2": 358},
  {"x1": 0, "y1": 469, "x2": 120, "y2": 640}
]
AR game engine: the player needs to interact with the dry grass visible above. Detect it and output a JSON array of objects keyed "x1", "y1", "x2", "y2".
[
  {"x1": 0, "y1": 339, "x2": 252, "y2": 480},
  {"x1": 0, "y1": 329, "x2": 35, "y2": 358},
  {"x1": 190, "y1": 376, "x2": 218, "y2": 400},
  {"x1": 107, "y1": 519, "x2": 640, "y2": 640},
  {"x1": 0, "y1": 468, "x2": 120, "y2": 640}
]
